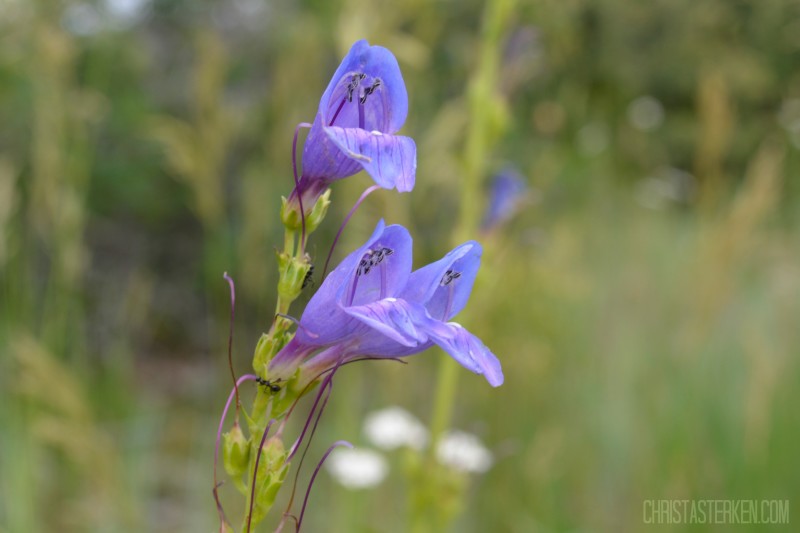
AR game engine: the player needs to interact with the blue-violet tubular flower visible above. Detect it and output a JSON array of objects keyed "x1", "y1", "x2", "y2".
[
  {"x1": 270, "y1": 221, "x2": 503, "y2": 387},
  {"x1": 292, "y1": 40, "x2": 417, "y2": 208}
]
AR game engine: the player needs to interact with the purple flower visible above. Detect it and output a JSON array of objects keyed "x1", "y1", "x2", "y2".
[
  {"x1": 292, "y1": 40, "x2": 417, "y2": 208},
  {"x1": 481, "y1": 168, "x2": 527, "y2": 232},
  {"x1": 269, "y1": 221, "x2": 503, "y2": 387}
]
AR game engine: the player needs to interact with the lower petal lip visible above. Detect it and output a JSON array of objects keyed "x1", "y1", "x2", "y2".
[{"x1": 324, "y1": 126, "x2": 416, "y2": 192}]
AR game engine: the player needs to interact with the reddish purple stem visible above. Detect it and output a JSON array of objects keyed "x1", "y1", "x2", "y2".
[
  {"x1": 322, "y1": 184, "x2": 382, "y2": 279},
  {"x1": 292, "y1": 122, "x2": 312, "y2": 251},
  {"x1": 296, "y1": 441, "x2": 354, "y2": 532},
  {"x1": 213, "y1": 373, "x2": 257, "y2": 532},
  {"x1": 246, "y1": 417, "x2": 277, "y2": 533}
]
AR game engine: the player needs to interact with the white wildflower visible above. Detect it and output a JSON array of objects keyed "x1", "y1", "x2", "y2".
[
  {"x1": 436, "y1": 430, "x2": 493, "y2": 474},
  {"x1": 326, "y1": 448, "x2": 388, "y2": 490},
  {"x1": 363, "y1": 406, "x2": 429, "y2": 451}
]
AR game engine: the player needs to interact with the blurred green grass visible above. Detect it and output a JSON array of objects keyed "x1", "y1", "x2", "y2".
[{"x1": 1, "y1": 0, "x2": 799, "y2": 531}]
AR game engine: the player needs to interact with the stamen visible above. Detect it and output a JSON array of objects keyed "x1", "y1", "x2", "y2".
[
  {"x1": 346, "y1": 73, "x2": 366, "y2": 103},
  {"x1": 328, "y1": 98, "x2": 347, "y2": 127},
  {"x1": 331, "y1": 73, "x2": 366, "y2": 126},
  {"x1": 443, "y1": 283, "x2": 455, "y2": 320},
  {"x1": 347, "y1": 268, "x2": 361, "y2": 306},
  {"x1": 380, "y1": 259, "x2": 387, "y2": 299},
  {"x1": 440, "y1": 269, "x2": 462, "y2": 286},
  {"x1": 355, "y1": 247, "x2": 394, "y2": 278},
  {"x1": 440, "y1": 269, "x2": 460, "y2": 319},
  {"x1": 359, "y1": 78, "x2": 382, "y2": 104}
]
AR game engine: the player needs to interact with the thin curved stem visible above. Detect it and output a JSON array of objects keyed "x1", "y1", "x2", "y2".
[
  {"x1": 213, "y1": 374, "x2": 257, "y2": 533},
  {"x1": 296, "y1": 441, "x2": 353, "y2": 532},
  {"x1": 322, "y1": 185, "x2": 382, "y2": 279},
  {"x1": 279, "y1": 380, "x2": 334, "y2": 530},
  {"x1": 274, "y1": 313, "x2": 319, "y2": 340},
  {"x1": 292, "y1": 122, "x2": 312, "y2": 252},
  {"x1": 223, "y1": 273, "x2": 240, "y2": 413},
  {"x1": 246, "y1": 418, "x2": 277, "y2": 533}
]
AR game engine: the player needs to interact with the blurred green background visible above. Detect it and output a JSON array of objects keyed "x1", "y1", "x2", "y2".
[{"x1": 1, "y1": 0, "x2": 799, "y2": 531}]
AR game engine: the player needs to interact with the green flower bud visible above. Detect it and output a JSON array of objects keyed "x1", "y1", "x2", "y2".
[
  {"x1": 276, "y1": 252, "x2": 311, "y2": 303},
  {"x1": 252, "y1": 330, "x2": 291, "y2": 375},
  {"x1": 250, "y1": 437, "x2": 290, "y2": 524},
  {"x1": 280, "y1": 189, "x2": 331, "y2": 234},
  {"x1": 304, "y1": 188, "x2": 331, "y2": 233},
  {"x1": 222, "y1": 422, "x2": 250, "y2": 491}
]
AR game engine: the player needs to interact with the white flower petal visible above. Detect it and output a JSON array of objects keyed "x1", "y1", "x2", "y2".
[
  {"x1": 326, "y1": 448, "x2": 388, "y2": 489},
  {"x1": 436, "y1": 430, "x2": 493, "y2": 474},
  {"x1": 364, "y1": 406, "x2": 429, "y2": 451}
]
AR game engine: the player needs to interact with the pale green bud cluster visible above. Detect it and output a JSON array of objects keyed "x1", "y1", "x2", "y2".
[
  {"x1": 222, "y1": 422, "x2": 250, "y2": 493},
  {"x1": 279, "y1": 189, "x2": 331, "y2": 234},
  {"x1": 222, "y1": 186, "x2": 332, "y2": 531},
  {"x1": 249, "y1": 438, "x2": 289, "y2": 525}
]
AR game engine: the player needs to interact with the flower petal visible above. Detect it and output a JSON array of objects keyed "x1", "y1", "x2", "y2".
[
  {"x1": 296, "y1": 222, "x2": 412, "y2": 345},
  {"x1": 319, "y1": 40, "x2": 408, "y2": 133},
  {"x1": 344, "y1": 298, "x2": 504, "y2": 387},
  {"x1": 344, "y1": 298, "x2": 429, "y2": 347},
  {"x1": 400, "y1": 241, "x2": 482, "y2": 320},
  {"x1": 268, "y1": 336, "x2": 320, "y2": 379},
  {"x1": 428, "y1": 323, "x2": 504, "y2": 387},
  {"x1": 301, "y1": 114, "x2": 363, "y2": 181},
  {"x1": 324, "y1": 127, "x2": 416, "y2": 192}
]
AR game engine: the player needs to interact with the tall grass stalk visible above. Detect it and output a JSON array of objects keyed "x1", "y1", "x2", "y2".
[{"x1": 413, "y1": 0, "x2": 516, "y2": 530}]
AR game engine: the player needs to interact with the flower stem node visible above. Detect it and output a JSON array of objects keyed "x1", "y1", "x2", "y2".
[
  {"x1": 222, "y1": 422, "x2": 251, "y2": 492},
  {"x1": 280, "y1": 188, "x2": 331, "y2": 233}
]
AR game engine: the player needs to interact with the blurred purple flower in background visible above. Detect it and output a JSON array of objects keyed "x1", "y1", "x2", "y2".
[
  {"x1": 291, "y1": 40, "x2": 417, "y2": 209},
  {"x1": 269, "y1": 221, "x2": 503, "y2": 387},
  {"x1": 481, "y1": 167, "x2": 528, "y2": 232}
]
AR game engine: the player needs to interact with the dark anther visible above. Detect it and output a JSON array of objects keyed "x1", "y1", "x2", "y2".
[
  {"x1": 357, "y1": 246, "x2": 395, "y2": 276},
  {"x1": 302, "y1": 265, "x2": 315, "y2": 289},
  {"x1": 256, "y1": 376, "x2": 282, "y2": 393},
  {"x1": 359, "y1": 78, "x2": 383, "y2": 104},
  {"x1": 440, "y1": 269, "x2": 462, "y2": 286},
  {"x1": 347, "y1": 73, "x2": 367, "y2": 103}
]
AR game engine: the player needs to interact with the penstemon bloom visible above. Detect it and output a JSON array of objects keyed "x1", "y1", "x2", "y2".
[
  {"x1": 481, "y1": 167, "x2": 528, "y2": 232},
  {"x1": 290, "y1": 40, "x2": 417, "y2": 210},
  {"x1": 269, "y1": 220, "x2": 503, "y2": 387}
]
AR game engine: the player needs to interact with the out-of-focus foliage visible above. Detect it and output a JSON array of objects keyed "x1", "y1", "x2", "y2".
[{"x1": 1, "y1": 0, "x2": 799, "y2": 531}]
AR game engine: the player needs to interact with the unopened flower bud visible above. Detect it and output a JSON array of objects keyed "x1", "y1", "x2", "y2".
[
  {"x1": 276, "y1": 252, "x2": 312, "y2": 303},
  {"x1": 252, "y1": 437, "x2": 289, "y2": 521},
  {"x1": 252, "y1": 327, "x2": 293, "y2": 374},
  {"x1": 223, "y1": 422, "x2": 250, "y2": 481},
  {"x1": 280, "y1": 189, "x2": 331, "y2": 234}
]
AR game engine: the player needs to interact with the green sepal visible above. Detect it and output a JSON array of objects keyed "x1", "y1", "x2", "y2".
[
  {"x1": 280, "y1": 189, "x2": 331, "y2": 234},
  {"x1": 276, "y1": 252, "x2": 313, "y2": 304},
  {"x1": 248, "y1": 437, "x2": 290, "y2": 526},
  {"x1": 252, "y1": 326, "x2": 293, "y2": 376},
  {"x1": 222, "y1": 422, "x2": 250, "y2": 494}
]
